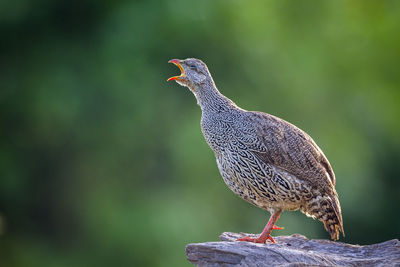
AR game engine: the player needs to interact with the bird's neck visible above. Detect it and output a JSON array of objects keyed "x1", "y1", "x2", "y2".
[{"x1": 191, "y1": 80, "x2": 237, "y2": 113}]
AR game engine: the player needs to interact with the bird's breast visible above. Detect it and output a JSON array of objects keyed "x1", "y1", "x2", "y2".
[{"x1": 200, "y1": 114, "x2": 236, "y2": 153}]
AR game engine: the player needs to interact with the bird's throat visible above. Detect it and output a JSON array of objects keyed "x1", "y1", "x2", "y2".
[{"x1": 193, "y1": 83, "x2": 235, "y2": 113}]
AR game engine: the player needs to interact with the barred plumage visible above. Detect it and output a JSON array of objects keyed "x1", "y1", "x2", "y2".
[{"x1": 168, "y1": 58, "x2": 344, "y2": 242}]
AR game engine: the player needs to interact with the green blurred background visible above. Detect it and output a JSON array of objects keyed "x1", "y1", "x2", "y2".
[{"x1": 1, "y1": 0, "x2": 400, "y2": 266}]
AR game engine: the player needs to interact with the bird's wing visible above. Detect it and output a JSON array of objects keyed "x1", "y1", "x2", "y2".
[{"x1": 240, "y1": 111, "x2": 335, "y2": 188}]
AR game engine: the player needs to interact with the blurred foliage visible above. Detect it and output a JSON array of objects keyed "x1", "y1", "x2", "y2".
[{"x1": 1, "y1": 0, "x2": 400, "y2": 266}]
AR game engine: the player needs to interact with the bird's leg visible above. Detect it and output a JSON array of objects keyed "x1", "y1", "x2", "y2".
[{"x1": 237, "y1": 209, "x2": 282, "y2": 244}]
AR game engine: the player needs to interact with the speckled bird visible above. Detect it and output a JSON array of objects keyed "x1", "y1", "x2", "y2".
[{"x1": 167, "y1": 58, "x2": 344, "y2": 243}]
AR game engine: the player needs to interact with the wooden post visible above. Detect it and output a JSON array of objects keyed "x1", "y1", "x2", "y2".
[{"x1": 186, "y1": 232, "x2": 400, "y2": 266}]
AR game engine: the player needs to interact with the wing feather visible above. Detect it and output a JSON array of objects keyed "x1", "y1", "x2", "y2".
[{"x1": 242, "y1": 111, "x2": 335, "y2": 189}]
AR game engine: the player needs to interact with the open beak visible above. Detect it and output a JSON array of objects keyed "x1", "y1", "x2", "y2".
[{"x1": 167, "y1": 59, "x2": 185, "y2": 82}]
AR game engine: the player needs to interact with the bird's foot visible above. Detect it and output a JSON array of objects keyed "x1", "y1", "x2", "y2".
[
  {"x1": 237, "y1": 234, "x2": 276, "y2": 244},
  {"x1": 237, "y1": 224, "x2": 283, "y2": 244}
]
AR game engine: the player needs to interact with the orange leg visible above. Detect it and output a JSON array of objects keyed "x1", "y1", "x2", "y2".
[{"x1": 237, "y1": 209, "x2": 283, "y2": 244}]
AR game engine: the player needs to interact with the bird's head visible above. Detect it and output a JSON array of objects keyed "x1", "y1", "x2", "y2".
[{"x1": 167, "y1": 58, "x2": 212, "y2": 90}]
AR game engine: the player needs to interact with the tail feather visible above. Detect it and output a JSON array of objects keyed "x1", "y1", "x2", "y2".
[
  {"x1": 329, "y1": 193, "x2": 344, "y2": 238},
  {"x1": 303, "y1": 193, "x2": 344, "y2": 241}
]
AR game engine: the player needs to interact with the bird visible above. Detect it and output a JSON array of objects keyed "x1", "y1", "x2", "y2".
[{"x1": 167, "y1": 58, "x2": 344, "y2": 243}]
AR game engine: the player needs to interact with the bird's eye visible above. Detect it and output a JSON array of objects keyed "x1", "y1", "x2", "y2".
[{"x1": 190, "y1": 65, "x2": 197, "y2": 70}]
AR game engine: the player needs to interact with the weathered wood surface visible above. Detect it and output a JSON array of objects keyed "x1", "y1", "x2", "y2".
[{"x1": 186, "y1": 232, "x2": 400, "y2": 266}]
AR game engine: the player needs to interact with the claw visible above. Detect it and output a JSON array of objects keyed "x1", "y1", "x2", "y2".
[
  {"x1": 272, "y1": 225, "x2": 284, "y2": 230},
  {"x1": 237, "y1": 234, "x2": 275, "y2": 244},
  {"x1": 266, "y1": 235, "x2": 276, "y2": 243}
]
